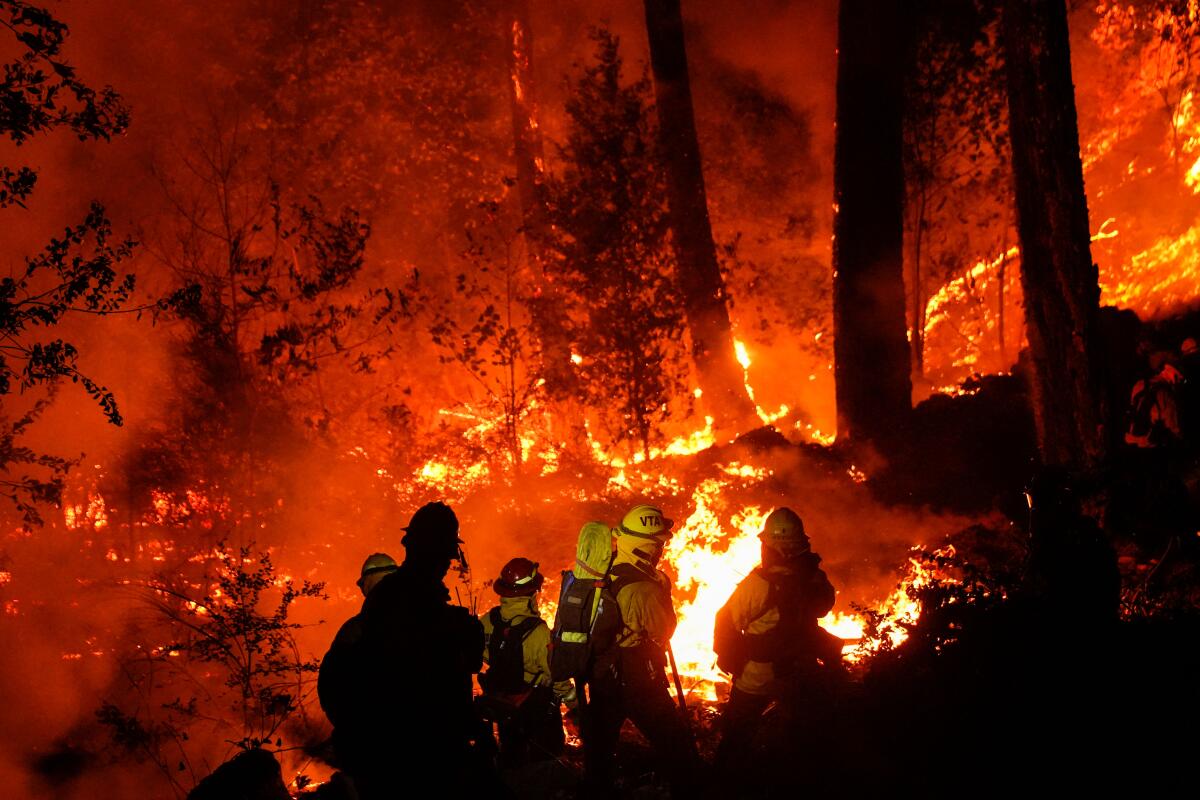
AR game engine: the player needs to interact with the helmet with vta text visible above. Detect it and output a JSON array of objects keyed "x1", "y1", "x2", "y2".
[
  {"x1": 618, "y1": 503, "x2": 674, "y2": 540},
  {"x1": 494, "y1": 557, "x2": 544, "y2": 597}
]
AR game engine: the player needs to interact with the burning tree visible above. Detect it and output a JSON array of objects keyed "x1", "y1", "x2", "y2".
[
  {"x1": 693, "y1": 63, "x2": 827, "y2": 372},
  {"x1": 642, "y1": 0, "x2": 758, "y2": 433},
  {"x1": 501, "y1": 0, "x2": 577, "y2": 408},
  {"x1": 1002, "y1": 0, "x2": 1108, "y2": 469},
  {"x1": 544, "y1": 29, "x2": 690, "y2": 455}
]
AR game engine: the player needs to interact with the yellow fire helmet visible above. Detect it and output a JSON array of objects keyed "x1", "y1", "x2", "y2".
[
  {"x1": 357, "y1": 552, "x2": 398, "y2": 589},
  {"x1": 618, "y1": 503, "x2": 674, "y2": 540},
  {"x1": 759, "y1": 507, "x2": 811, "y2": 552}
]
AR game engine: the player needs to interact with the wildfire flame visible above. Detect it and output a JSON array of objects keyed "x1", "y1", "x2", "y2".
[{"x1": 734, "y1": 338, "x2": 791, "y2": 426}]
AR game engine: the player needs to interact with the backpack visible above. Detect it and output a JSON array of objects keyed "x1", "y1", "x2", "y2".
[
  {"x1": 317, "y1": 614, "x2": 366, "y2": 730},
  {"x1": 714, "y1": 566, "x2": 840, "y2": 677},
  {"x1": 604, "y1": 562, "x2": 667, "y2": 659},
  {"x1": 549, "y1": 571, "x2": 610, "y2": 681},
  {"x1": 714, "y1": 573, "x2": 772, "y2": 677},
  {"x1": 714, "y1": 610, "x2": 751, "y2": 677},
  {"x1": 1127, "y1": 375, "x2": 1180, "y2": 446},
  {"x1": 479, "y1": 609, "x2": 541, "y2": 695}
]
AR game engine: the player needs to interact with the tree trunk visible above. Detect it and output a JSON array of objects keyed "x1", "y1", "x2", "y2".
[
  {"x1": 998, "y1": 227, "x2": 1008, "y2": 364},
  {"x1": 910, "y1": 185, "x2": 927, "y2": 379},
  {"x1": 642, "y1": 0, "x2": 758, "y2": 432},
  {"x1": 833, "y1": 0, "x2": 913, "y2": 446},
  {"x1": 507, "y1": 0, "x2": 546, "y2": 233},
  {"x1": 506, "y1": 0, "x2": 573, "y2": 399},
  {"x1": 1002, "y1": 0, "x2": 1106, "y2": 470}
]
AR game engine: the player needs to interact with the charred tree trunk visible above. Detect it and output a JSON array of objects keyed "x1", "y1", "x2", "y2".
[
  {"x1": 1002, "y1": 0, "x2": 1106, "y2": 470},
  {"x1": 506, "y1": 0, "x2": 573, "y2": 399},
  {"x1": 642, "y1": 0, "x2": 758, "y2": 432},
  {"x1": 507, "y1": 0, "x2": 546, "y2": 234},
  {"x1": 910, "y1": 184, "x2": 927, "y2": 379},
  {"x1": 998, "y1": 228, "x2": 1009, "y2": 364},
  {"x1": 833, "y1": 0, "x2": 913, "y2": 446}
]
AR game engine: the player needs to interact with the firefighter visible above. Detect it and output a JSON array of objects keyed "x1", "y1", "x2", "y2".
[
  {"x1": 582, "y1": 503, "x2": 700, "y2": 797},
  {"x1": 548, "y1": 521, "x2": 621, "y2": 708},
  {"x1": 1126, "y1": 354, "x2": 1184, "y2": 449},
  {"x1": 317, "y1": 552, "x2": 399, "y2": 779},
  {"x1": 354, "y1": 502, "x2": 488, "y2": 797},
  {"x1": 712, "y1": 507, "x2": 837, "y2": 784},
  {"x1": 477, "y1": 557, "x2": 571, "y2": 767}
]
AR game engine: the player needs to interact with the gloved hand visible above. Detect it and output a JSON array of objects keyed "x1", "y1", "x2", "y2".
[{"x1": 558, "y1": 684, "x2": 579, "y2": 711}]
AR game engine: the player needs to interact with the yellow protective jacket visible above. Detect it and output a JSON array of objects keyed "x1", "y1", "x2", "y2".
[
  {"x1": 611, "y1": 534, "x2": 677, "y2": 650},
  {"x1": 480, "y1": 596, "x2": 572, "y2": 696},
  {"x1": 715, "y1": 554, "x2": 835, "y2": 696}
]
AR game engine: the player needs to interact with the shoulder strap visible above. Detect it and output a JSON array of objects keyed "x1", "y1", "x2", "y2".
[
  {"x1": 489, "y1": 606, "x2": 505, "y2": 630},
  {"x1": 511, "y1": 615, "x2": 542, "y2": 640}
]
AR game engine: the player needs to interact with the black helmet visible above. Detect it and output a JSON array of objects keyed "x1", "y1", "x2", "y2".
[{"x1": 401, "y1": 502, "x2": 462, "y2": 558}]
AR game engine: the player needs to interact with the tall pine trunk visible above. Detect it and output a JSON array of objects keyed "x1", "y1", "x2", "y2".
[
  {"x1": 507, "y1": 0, "x2": 546, "y2": 233},
  {"x1": 1002, "y1": 0, "x2": 1106, "y2": 470},
  {"x1": 833, "y1": 0, "x2": 913, "y2": 446},
  {"x1": 642, "y1": 0, "x2": 758, "y2": 432},
  {"x1": 506, "y1": 0, "x2": 573, "y2": 399}
]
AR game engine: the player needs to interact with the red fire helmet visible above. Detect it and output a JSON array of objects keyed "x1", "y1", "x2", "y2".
[{"x1": 494, "y1": 557, "x2": 544, "y2": 597}]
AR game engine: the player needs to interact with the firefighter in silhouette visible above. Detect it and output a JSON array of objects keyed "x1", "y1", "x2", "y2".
[
  {"x1": 317, "y1": 552, "x2": 398, "y2": 784},
  {"x1": 353, "y1": 502, "x2": 487, "y2": 797},
  {"x1": 712, "y1": 507, "x2": 837, "y2": 783},
  {"x1": 1126, "y1": 353, "x2": 1185, "y2": 449},
  {"x1": 477, "y1": 557, "x2": 571, "y2": 767},
  {"x1": 582, "y1": 503, "x2": 700, "y2": 797}
]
